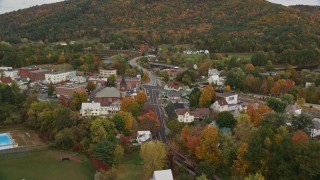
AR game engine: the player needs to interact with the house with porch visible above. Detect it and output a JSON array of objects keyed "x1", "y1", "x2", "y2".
[{"x1": 175, "y1": 108, "x2": 210, "y2": 123}]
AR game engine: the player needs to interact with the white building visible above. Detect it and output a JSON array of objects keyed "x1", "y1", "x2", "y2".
[
  {"x1": 310, "y1": 118, "x2": 320, "y2": 138},
  {"x1": 136, "y1": 131, "x2": 152, "y2": 144},
  {"x1": 211, "y1": 93, "x2": 242, "y2": 113},
  {"x1": 286, "y1": 104, "x2": 302, "y2": 116},
  {"x1": 176, "y1": 108, "x2": 209, "y2": 123},
  {"x1": 3, "y1": 70, "x2": 18, "y2": 79},
  {"x1": 45, "y1": 71, "x2": 77, "y2": 84},
  {"x1": 80, "y1": 101, "x2": 121, "y2": 117},
  {"x1": 0, "y1": 66, "x2": 12, "y2": 71},
  {"x1": 153, "y1": 169, "x2": 173, "y2": 180},
  {"x1": 207, "y1": 74, "x2": 220, "y2": 84},
  {"x1": 100, "y1": 69, "x2": 117, "y2": 78},
  {"x1": 69, "y1": 76, "x2": 86, "y2": 84},
  {"x1": 208, "y1": 68, "x2": 220, "y2": 76}
]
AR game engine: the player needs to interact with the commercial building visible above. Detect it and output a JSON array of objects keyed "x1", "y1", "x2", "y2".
[
  {"x1": 116, "y1": 76, "x2": 141, "y2": 90},
  {"x1": 100, "y1": 69, "x2": 117, "y2": 78},
  {"x1": 45, "y1": 71, "x2": 77, "y2": 84},
  {"x1": 93, "y1": 87, "x2": 126, "y2": 106}
]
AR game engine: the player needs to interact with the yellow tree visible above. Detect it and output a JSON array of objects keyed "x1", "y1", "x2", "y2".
[
  {"x1": 58, "y1": 53, "x2": 65, "y2": 64},
  {"x1": 120, "y1": 97, "x2": 140, "y2": 116},
  {"x1": 135, "y1": 91, "x2": 148, "y2": 105},
  {"x1": 234, "y1": 114, "x2": 257, "y2": 143},
  {"x1": 195, "y1": 126, "x2": 221, "y2": 164},
  {"x1": 116, "y1": 111, "x2": 135, "y2": 132},
  {"x1": 199, "y1": 85, "x2": 215, "y2": 107},
  {"x1": 142, "y1": 72, "x2": 150, "y2": 83},
  {"x1": 140, "y1": 141, "x2": 167, "y2": 178},
  {"x1": 246, "y1": 104, "x2": 271, "y2": 126},
  {"x1": 224, "y1": 85, "x2": 231, "y2": 93},
  {"x1": 71, "y1": 92, "x2": 88, "y2": 110},
  {"x1": 232, "y1": 143, "x2": 249, "y2": 177}
]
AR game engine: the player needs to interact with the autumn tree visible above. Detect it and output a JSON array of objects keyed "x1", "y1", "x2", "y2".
[
  {"x1": 232, "y1": 143, "x2": 249, "y2": 178},
  {"x1": 142, "y1": 72, "x2": 150, "y2": 83},
  {"x1": 138, "y1": 111, "x2": 160, "y2": 134},
  {"x1": 244, "y1": 173, "x2": 265, "y2": 180},
  {"x1": 244, "y1": 63, "x2": 255, "y2": 73},
  {"x1": 112, "y1": 111, "x2": 135, "y2": 135},
  {"x1": 135, "y1": 91, "x2": 148, "y2": 105},
  {"x1": 246, "y1": 103, "x2": 271, "y2": 126},
  {"x1": 86, "y1": 81, "x2": 96, "y2": 92},
  {"x1": 71, "y1": 92, "x2": 88, "y2": 110},
  {"x1": 199, "y1": 85, "x2": 215, "y2": 108},
  {"x1": 224, "y1": 85, "x2": 231, "y2": 93},
  {"x1": 90, "y1": 118, "x2": 115, "y2": 144},
  {"x1": 140, "y1": 141, "x2": 167, "y2": 178},
  {"x1": 196, "y1": 126, "x2": 221, "y2": 164},
  {"x1": 234, "y1": 114, "x2": 257, "y2": 143},
  {"x1": 182, "y1": 125, "x2": 201, "y2": 155},
  {"x1": 121, "y1": 97, "x2": 141, "y2": 116},
  {"x1": 113, "y1": 144, "x2": 124, "y2": 167},
  {"x1": 292, "y1": 130, "x2": 309, "y2": 144}
]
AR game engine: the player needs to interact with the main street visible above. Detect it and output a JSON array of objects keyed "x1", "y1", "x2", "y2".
[{"x1": 129, "y1": 57, "x2": 168, "y2": 143}]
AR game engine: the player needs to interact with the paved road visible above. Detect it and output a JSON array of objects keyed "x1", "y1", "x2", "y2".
[
  {"x1": 129, "y1": 57, "x2": 161, "y2": 86},
  {"x1": 128, "y1": 56, "x2": 168, "y2": 143}
]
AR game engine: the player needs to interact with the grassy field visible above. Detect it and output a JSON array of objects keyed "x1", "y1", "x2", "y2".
[
  {"x1": 115, "y1": 151, "x2": 143, "y2": 180},
  {"x1": 0, "y1": 150, "x2": 94, "y2": 180},
  {"x1": 36, "y1": 64, "x2": 73, "y2": 71}
]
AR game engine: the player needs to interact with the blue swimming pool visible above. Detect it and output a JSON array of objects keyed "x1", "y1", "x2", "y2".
[{"x1": 0, "y1": 133, "x2": 14, "y2": 150}]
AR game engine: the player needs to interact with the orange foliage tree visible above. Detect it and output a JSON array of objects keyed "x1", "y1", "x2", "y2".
[
  {"x1": 199, "y1": 85, "x2": 215, "y2": 108},
  {"x1": 135, "y1": 91, "x2": 148, "y2": 105},
  {"x1": 292, "y1": 130, "x2": 309, "y2": 144},
  {"x1": 195, "y1": 126, "x2": 221, "y2": 164},
  {"x1": 181, "y1": 126, "x2": 201, "y2": 155},
  {"x1": 138, "y1": 111, "x2": 160, "y2": 134},
  {"x1": 246, "y1": 103, "x2": 271, "y2": 126},
  {"x1": 232, "y1": 143, "x2": 249, "y2": 177},
  {"x1": 121, "y1": 97, "x2": 141, "y2": 116}
]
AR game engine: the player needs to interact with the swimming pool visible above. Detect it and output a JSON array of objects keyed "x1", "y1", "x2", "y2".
[{"x1": 0, "y1": 133, "x2": 14, "y2": 150}]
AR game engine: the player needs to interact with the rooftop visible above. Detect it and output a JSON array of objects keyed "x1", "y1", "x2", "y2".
[
  {"x1": 153, "y1": 169, "x2": 173, "y2": 180},
  {"x1": 217, "y1": 92, "x2": 237, "y2": 98},
  {"x1": 81, "y1": 102, "x2": 101, "y2": 110},
  {"x1": 95, "y1": 87, "x2": 121, "y2": 98},
  {"x1": 29, "y1": 69, "x2": 50, "y2": 73}
]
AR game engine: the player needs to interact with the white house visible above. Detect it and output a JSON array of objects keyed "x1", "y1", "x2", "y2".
[
  {"x1": 193, "y1": 64, "x2": 198, "y2": 70},
  {"x1": 100, "y1": 69, "x2": 117, "y2": 78},
  {"x1": 310, "y1": 118, "x2": 320, "y2": 138},
  {"x1": 80, "y1": 102, "x2": 101, "y2": 116},
  {"x1": 176, "y1": 108, "x2": 210, "y2": 123},
  {"x1": 3, "y1": 70, "x2": 18, "y2": 79},
  {"x1": 204, "y1": 50, "x2": 210, "y2": 54},
  {"x1": 153, "y1": 169, "x2": 174, "y2": 180},
  {"x1": 211, "y1": 93, "x2": 241, "y2": 113},
  {"x1": 45, "y1": 71, "x2": 77, "y2": 84},
  {"x1": 176, "y1": 109, "x2": 195, "y2": 123},
  {"x1": 80, "y1": 101, "x2": 121, "y2": 117},
  {"x1": 136, "y1": 131, "x2": 152, "y2": 144},
  {"x1": 286, "y1": 104, "x2": 302, "y2": 116},
  {"x1": 207, "y1": 74, "x2": 220, "y2": 84}
]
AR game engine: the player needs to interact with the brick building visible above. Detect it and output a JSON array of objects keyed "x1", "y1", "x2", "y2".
[
  {"x1": 100, "y1": 69, "x2": 117, "y2": 78},
  {"x1": 56, "y1": 84, "x2": 87, "y2": 98},
  {"x1": 93, "y1": 87, "x2": 126, "y2": 106},
  {"x1": 28, "y1": 69, "x2": 50, "y2": 81},
  {"x1": 116, "y1": 77, "x2": 141, "y2": 90},
  {"x1": 18, "y1": 67, "x2": 38, "y2": 77}
]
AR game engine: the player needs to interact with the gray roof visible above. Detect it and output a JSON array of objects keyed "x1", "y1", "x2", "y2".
[
  {"x1": 217, "y1": 92, "x2": 237, "y2": 98},
  {"x1": 312, "y1": 118, "x2": 320, "y2": 129},
  {"x1": 96, "y1": 87, "x2": 121, "y2": 98},
  {"x1": 81, "y1": 102, "x2": 101, "y2": 110},
  {"x1": 30, "y1": 69, "x2": 49, "y2": 73}
]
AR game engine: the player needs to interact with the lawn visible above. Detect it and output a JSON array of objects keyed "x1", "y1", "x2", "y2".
[
  {"x1": 115, "y1": 151, "x2": 144, "y2": 180},
  {"x1": 0, "y1": 150, "x2": 94, "y2": 180},
  {"x1": 36, "y1": 63, "x2": 73, "y2": 71}
]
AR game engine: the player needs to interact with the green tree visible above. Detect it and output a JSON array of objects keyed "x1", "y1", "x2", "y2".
[
  {"x1": 189, "y1": 88, "x2": 201, "y2": 108},
  {"x1": 226, "y1": 67, "x2": 245, "y2": 90},
  {"x1": 71, "y1": 92, "x2": 88, "y2": 110},
  {"x1": 107, "y1": 75, "x2": 116, "y2": 87},
  {"x1": 167, "y1": 120, "x2": 185, "y2": 136},
  {"x1": 281, "y1": 93, "x2": 294, "y2": 104},
  {"x1": 113, "y1": 144, "x2": 124, "y2": 167},
  {"x1": 90, "y1": 118, "x2": 115, "y2": 144},
  {"x1": 48, "y1": 82, "x2": 54, "y2": 96},
  {"x1": 93, "y1": 141, "x2": 115, "y2": 165},
  {"x1": 140, "y1": 141, "x2": 167, "y2": 178},
  {"x1": 216, "y1": 111, "x2": 236, "y2": 129},
  {"x1": 244, "y1": 173, "x2": 265, "y2": 180},
  {"x1": 291, "y1": 113, "x2": 312, "y2": 131},
  {"x1": 195, "y1": 161, "x2": 216, "y2": 179},
  {"x1": 266, "y1": 97, "x2": 287, "y2": 113}
]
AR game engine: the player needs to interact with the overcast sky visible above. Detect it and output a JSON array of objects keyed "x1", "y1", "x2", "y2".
[{"x1": 0, "y1": 0, "x2": 319, "y2": 14}]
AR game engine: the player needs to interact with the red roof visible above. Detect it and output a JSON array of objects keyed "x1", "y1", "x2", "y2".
[
  {"x1": 0, "y1": 77, "x2": 13, "y2": 84},
  {"x1": 217, "y1": 99, "x2": 228, "y2": 106}
]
